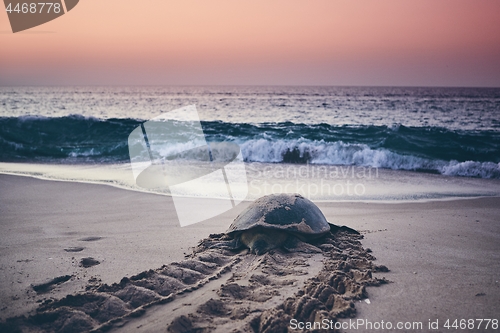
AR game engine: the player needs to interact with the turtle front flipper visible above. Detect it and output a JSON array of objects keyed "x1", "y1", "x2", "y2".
[
  {"x1": 283, "y1": 236, "x2": 322, "y2": 254},
  {"x1": 209, "y1": 237, "x2": 244, "y2": 251},
  {"x1": 328, "y1": 222, "x2": 360, "y2": 235}
]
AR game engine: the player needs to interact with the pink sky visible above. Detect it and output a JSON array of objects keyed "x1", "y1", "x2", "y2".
[{"x1": 1, "y1": 0, "x2": 499, "y2": 86}]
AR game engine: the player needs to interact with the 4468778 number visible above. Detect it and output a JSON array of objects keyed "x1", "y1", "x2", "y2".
[
  {"x1": 5, "y1": 2, "x2": 62, "y2": 14},
  {"x1": 444, "y1": 319, "x2": 498, "y2": 330}
]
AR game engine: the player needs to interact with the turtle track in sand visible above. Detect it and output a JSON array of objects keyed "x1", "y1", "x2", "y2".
[{"x1": 0, "y1": 231, "x2": 389, "y2": 333}]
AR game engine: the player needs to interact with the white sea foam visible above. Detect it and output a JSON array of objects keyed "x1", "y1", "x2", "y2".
[
  {"x1": 441, "y1": 161, "x2": 500, "y2": 178},
  {"x1": 237, "y1": 138, "x2": 500, "y2": 178},
  {"x1": 1, "y1": 162, "x2": 500, "y2": 202}
]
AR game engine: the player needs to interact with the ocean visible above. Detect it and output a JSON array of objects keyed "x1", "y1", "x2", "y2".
[{"x1": 1, "y1": 86, "x2": 499, "y2": 201}]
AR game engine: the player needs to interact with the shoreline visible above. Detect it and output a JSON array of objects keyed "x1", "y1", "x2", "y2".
[
  {"x1": 3, "y1": 169, "x2": 500, "y2": 205},
  {"x1": 1, "y1": 174, "x2": 499, "y2": 331},
  {"x1": 2, "y1": 161, "x2": 500, "y2": 204}
]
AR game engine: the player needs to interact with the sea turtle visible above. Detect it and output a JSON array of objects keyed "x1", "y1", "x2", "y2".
[{"x1": 217, "y1": 193, "x2": 359, "y2": 255}]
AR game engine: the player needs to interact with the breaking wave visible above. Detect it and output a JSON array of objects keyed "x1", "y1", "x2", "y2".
[{"x1": 1, "y1": 115, "x2": 499, "y2": 178}]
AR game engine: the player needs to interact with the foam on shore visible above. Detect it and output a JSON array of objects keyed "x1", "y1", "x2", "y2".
[{"x1": 1, "y1": 162, "x2": 500, "y2": 202}]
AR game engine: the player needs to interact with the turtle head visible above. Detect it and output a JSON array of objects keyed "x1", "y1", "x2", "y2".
[
  {"x1": 249, "y1": 238, "x2": 273, "y2": 255},
  {"x1": 239, "y1": 228, "x2": 289, "y2": 255}
]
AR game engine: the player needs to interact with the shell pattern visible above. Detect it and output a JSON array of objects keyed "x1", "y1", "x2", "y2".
[{"x1": 227, "y1": 193, "x2": 331, "y2": 240}]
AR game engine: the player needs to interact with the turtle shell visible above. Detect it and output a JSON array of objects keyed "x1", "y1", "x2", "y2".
[{"x1": 227, "y1": 193, "x2": 331, "y2": 240}]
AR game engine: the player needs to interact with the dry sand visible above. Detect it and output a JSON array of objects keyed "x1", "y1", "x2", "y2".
[{"x1": 1, "y1": 174, "x2": 499, "y2": 332}]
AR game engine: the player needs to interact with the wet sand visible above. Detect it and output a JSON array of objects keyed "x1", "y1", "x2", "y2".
[{"x1": 1, "y1": 174, "x2": 499, "y2": 332}]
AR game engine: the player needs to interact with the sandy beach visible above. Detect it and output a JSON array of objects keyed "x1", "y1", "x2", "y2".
[
  {"x1": 1, "y1": 174, "x2": 499, "y2": 332},
  {"x1": 3, "y1": 0, "x2": 500, "y2": 330}
]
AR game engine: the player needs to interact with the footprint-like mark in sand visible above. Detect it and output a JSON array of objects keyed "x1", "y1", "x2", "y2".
[
  {"x1": 78, "y1": 237, "x2": 103, "y2": 242},
  {"x1": 31, "y1": 275, "x2": 73, "y2": 294},
  {"x1": 0, "y1": 231, "x2": 389, "y2": 333},
  {"x1": 80, "y1": 257, "x2": 101, "y2": 268},
  {"x1": 64, "y1": 247, "x2": 85, "y2": 252}
]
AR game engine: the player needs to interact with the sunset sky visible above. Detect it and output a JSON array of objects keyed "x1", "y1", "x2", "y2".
[{"x1": 1, "y1": 0, "x2": 499, "y2": 87}]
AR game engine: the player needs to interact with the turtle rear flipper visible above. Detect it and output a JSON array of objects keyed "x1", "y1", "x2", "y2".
[
  {"x1": 328, "y1": 223, "x2": 360, "y2": 235},
  {"x1": 283, "y1": 236, "x2": 322, "y2": 254}
]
